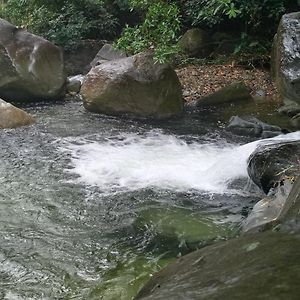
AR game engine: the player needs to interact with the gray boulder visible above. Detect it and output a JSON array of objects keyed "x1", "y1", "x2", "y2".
[
  {"x1": 136, "y1": 231, "x2": 300, "y2": 300},
  {"x1": 247, "y1": 141, "x2": 300, "y2": 194},
  {"x1": 0, "y1": 98, "x2": 34, "y2": 128},
  {"x1": 80, "y1": 52, "x2": 183, "y2": 119},
  {"x1": 90, "y1": 43, "x2": 127, "y2": 68},
  {"x1": 227, "y1": 116, "x2": 282, "y2": 138},
  {"x1": 196, "y1": 82, "x2": 252, "y2": 107},
  {"x1": 179, "y1": 28, "x2": 212, "y2": 58},
  {"x1": 272, "y1": 12, "x2": 300, "y2": 104},
  {"x1": 242, "y1": 181, "x2": 293, "y2": 233},
  {"x1": 0, "y1": 18, "x2": 66, "y2": 102}
]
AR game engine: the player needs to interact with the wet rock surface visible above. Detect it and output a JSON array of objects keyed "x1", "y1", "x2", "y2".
[
  {"x1": 81, "y1": 51, "x2": 183, "y2": 119},
  {"x1": 0, "y1": 98, "x2": 34, "y2": 128},
  {"x1": 135, "y1": 231, "x2": 300, "y2": 300},
  {"x1": 272, "y1": 12, "x2": 300, "y2": 104},
  {"x1": 242, "y1": 181, "x2": 293, "y2": 233},
  {"x1": 0, "y1": 18, "x2": 66, "y2": 102},
  {"x1": 247, "y1": 140, "x2": 300, "y2": 194}
]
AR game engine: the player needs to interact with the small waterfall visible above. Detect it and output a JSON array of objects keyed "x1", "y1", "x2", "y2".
[{"x1": 63, "y1": 130, "x2": 300, "y2": 194}]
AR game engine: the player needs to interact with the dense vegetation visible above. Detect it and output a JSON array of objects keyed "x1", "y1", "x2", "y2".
[{"x1": 0, "y1": 0, "x2": 299, "y2": 62}]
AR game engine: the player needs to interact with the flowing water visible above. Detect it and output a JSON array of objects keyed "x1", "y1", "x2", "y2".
[{"x1": 0, "y1": 101, "x2": 299, "y2": 299}]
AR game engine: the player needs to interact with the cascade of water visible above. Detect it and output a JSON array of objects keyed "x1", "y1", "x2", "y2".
[{"x1": 63, "y1": 130, "x2": 300, "y2": 194}]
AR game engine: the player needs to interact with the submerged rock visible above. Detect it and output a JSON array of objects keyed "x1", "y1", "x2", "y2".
[
  {"x1": 196, "y1": 82, "x2": 252, "y2": 107},
  {"x1": 0, "y1": 98, "x2": 34, "y2": 128},
  {"x1": 179, "y1": 28, "x2": 212, "y2": 58},
  {"x1": 272, "y1": 12, "x2": 300, "y2": 104},
  {"x1": 0, "y1": 18, "x2": 66, "y2": 102},
  {"x1": 135, "y1": 231, "x2": 300, "y2": 300},
  {"x1": 81, "y1": 51, "x2": 183, "y2": 119},
  {"x1": 133, "y1": 207, "x2": 233, "y2": 251},
  {"x1": 247, "y1": 141, "x2": 300, "y2": 194},
  {"x1": 227, "y1": 116, "x2": 282, "y2": 138}
]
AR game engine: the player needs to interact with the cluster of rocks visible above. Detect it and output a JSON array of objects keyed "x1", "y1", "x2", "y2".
[{"x1": 1, "y1": 12, "x2": 300, "y2": 135}]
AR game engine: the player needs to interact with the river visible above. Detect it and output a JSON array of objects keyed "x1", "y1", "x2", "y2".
[{"x1": 0, "y1": 100, "x2": 298, "y2": 299}]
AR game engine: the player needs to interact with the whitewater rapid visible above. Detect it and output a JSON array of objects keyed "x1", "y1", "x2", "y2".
[{"x1": 62, "y1": 130, "x2": 300, "y2": 195}]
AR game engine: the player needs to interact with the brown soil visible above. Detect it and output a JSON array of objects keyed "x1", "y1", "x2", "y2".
[{"x1": 176, "y1": 64, "x2": 280, "y2": 103}]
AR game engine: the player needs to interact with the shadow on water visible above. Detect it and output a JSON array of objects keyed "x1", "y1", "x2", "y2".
[{"x1": 0, "y1": 100, "x2": 264, "y2": 299}]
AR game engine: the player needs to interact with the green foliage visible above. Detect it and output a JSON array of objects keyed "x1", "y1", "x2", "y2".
[
  {"x1": 184, "y1": 0, "x2": 241, "y2": 26},
  {"x1": 116, "y1": 1, "x2": 181, "y2": 63},
  {"x1": 184, "y1": 0, "x2": 289, "y2": 33},
  {"x1": 0, "y1": 0, "x2": 118, "y2": 48}
]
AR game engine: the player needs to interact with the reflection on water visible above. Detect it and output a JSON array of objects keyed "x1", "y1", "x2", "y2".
[{"x1": 1, "y1": 101, "x2": 295, "y2": 299}]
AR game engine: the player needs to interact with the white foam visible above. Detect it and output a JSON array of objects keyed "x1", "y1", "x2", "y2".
[{"x1": 62, "y1": 130, "x2": 300, "y2": 194}]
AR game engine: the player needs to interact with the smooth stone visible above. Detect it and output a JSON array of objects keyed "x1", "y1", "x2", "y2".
[{"x1": 0, "y1": 98, "x2": 35, "y2": 128}]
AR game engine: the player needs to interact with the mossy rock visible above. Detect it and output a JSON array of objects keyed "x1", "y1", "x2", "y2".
[
  {"x1": 196, "y1": 81, "x2": 252, "y2": 107},
  {"x1": 179, "y1": 28, "x2": 212, "y2": 58},
  {"x1": 136, "y1": 231, "x2": 300, "y2": 300}
]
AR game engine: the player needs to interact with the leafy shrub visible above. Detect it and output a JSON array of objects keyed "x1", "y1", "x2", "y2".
[
  {"x1": 116, "y1": 1, "x2": 181, "y2": 63},
  {"x1": 183, "y1": 0, "x2": 291, "y2": 34},
  {"x1": 0, "y1": 0, "x2": 119, "y2": 48}
]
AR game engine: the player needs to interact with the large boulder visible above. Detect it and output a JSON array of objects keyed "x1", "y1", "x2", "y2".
[
  {"x1": 80, "y1": 52, "x2": 183, "y2": 119},
  {"x1": 247, "y1": 141, "x2": 300, "y2": 194},
  {"x1": 272, "y1": 12, "x2": 300, "y2": 104},
  {"x1": 179, "y1": 28, "x2": 212, "y2": 58},
  {"x1": 0, "y1": 18, "x2": 66, "y2": 102},
  {"x1": 0, "y1": 98, "x2": 34, "y2": 128},
  {"x1": 135, "y1": 231, "x2": 300, "y2": 300}
]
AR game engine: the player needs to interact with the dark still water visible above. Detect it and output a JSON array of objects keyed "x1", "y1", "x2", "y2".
[{"x1": 1, "y1": 100, "x2": 296, "y2": 299}]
